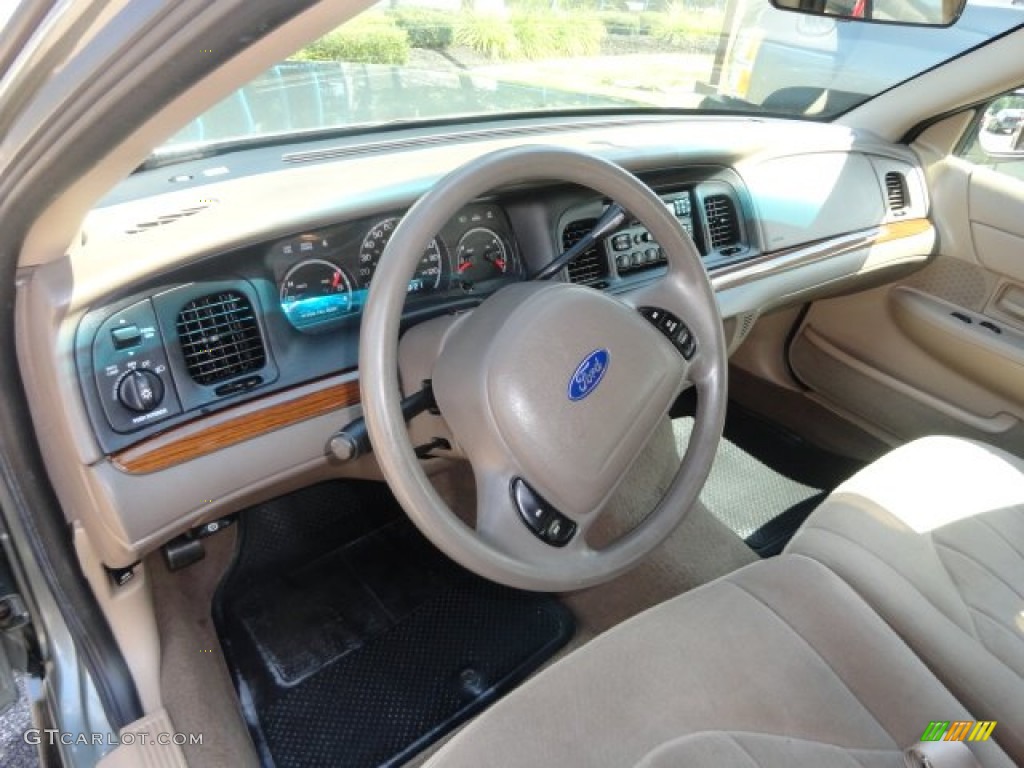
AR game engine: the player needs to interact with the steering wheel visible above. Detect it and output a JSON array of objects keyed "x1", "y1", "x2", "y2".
[{"x1": 359, "y1": 146, "x2": 727, "y2": 592}]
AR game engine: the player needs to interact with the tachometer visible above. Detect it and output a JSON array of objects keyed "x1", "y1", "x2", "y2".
[
  {"x1": 358, "y1": 217, "x2": 445, "y2": 294},
  {"x1": 279, "y1": 259, "x2": 354, "y2": 330}
]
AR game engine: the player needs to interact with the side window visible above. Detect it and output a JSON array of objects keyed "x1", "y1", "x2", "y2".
[{"x1": 957, "y1": 88, "x2": 1024, "y2": 183}]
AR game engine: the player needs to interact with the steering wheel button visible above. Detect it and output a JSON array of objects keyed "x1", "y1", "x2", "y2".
[
  {"x1": 512, "y1": 478, "x2": 576, "y2": 547},
  {"x1": 677, "y1": 330, "x2": 697, "y2": 360},
  {"x1": 660, "y1": 315, "x2": 682, "y2": 336},
  {"x1": 641, "y1": 307, "x2": 665, "y2": 324},
  {"x1": 542, "y1": 516, "x2": 577, "y2": 547},
  {"x1": 512, "y1": 478, "x2": 552, "y2": 533}
]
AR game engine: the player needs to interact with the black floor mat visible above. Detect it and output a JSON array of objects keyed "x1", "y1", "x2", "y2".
[
  {"x1": 675, "y1": 404, "x2": 864, "y2": 557},
  {"x1": 213, "y1": 481, "x2": 575, "y2": 768}
]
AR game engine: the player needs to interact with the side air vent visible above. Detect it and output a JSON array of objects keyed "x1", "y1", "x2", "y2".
[
  {"x1": 126, "y1": 200, "x2": 216, "y2": 234},
  {"x1": 703, "y1": 194, "x2": 740, "y2": 251},
  {"x1": 885, "y1": 172, "x2": 909, "y2": 212},
  {"x1": 562, "y1": 219, "x2": 609, "y2": 285},
  {"x1": 176, "y1": 291, "x2": 266, "y2": 386}
]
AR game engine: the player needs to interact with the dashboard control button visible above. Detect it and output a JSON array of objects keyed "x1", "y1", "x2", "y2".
[
  {"x1": 611, "y1": 234, "x2": 632, "y2": 252},
  {"x1": 111, "y1": 325, "x2": 142, "y2": 350},
  {"x1": 117, "y1": 370, "x2": 164, "y2": 413},
  {"x1": 90, "y1": 298, "x2": 182, "y2": 434}
]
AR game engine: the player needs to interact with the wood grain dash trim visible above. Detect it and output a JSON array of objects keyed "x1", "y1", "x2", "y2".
[
  {"x1": 112, "y1": 377, "x2": 360, "y2": 474},
  {"x1": 711, "y1": 218, "x2": 933, "y2": 290}
]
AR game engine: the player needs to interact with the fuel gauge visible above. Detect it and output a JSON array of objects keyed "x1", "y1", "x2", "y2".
[{"x1": 455, "y1": 228, "x2": 508, "y2": 283}]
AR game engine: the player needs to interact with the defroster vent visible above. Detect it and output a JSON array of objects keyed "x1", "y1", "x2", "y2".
[
  {"x1": 176, "y1": 291, "x2": 266, "y2": 386},
  {"x1": 703, "y1": 194, "x2": 740, "y2": 251},
  {"x1": 563, "y1": 219, "x2": 609, "y2": 285}
]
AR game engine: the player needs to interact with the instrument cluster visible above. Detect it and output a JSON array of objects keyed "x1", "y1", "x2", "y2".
[{"x1": 269, "y1": 203, "x2": 519, "y2": 332}]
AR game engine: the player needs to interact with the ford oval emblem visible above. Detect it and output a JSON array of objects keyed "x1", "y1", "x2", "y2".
[{"x1": 568, "y1": 349, "x2": 610, "y2": 402}]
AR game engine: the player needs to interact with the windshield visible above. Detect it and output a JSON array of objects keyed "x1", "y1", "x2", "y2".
[{"x1": 155, "y1": 0, "x2": 1024, "y2": 156}]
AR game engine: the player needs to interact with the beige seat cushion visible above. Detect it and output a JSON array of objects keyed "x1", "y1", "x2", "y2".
[
  {"x1": 425, "y1": 555, "x2": 1012, "y2": 767},
  {"x1": 787, "y1": 435, "x2": 1024, "y2": 763}
]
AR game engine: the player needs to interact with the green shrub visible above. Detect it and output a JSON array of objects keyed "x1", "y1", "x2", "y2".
[
  {"x1": 454, "y1": 14, "x2": 521, "y2": 60},
  {"x1": 557, "y1": 14, "x2": 605, "y2": 57},
  {"x1": 390, "y1": 8, "x2": 455, "y2": 50},
  {"x1": 597, "y1": 11, "x2": 651, "y2": 36},
  {"x1": 510, "y1": 13, "x2": 605, "y2": 59},
  {"x1": 294, "y1": 17, "x2": 410, "y2": 65},
  {"x1": 652, "y1": 4, "x2": 723, "y2": 46}
]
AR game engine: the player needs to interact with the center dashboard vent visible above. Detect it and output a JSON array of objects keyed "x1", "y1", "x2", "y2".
[
  {"x1": 703, "y1": 194, "x2": 740, "y2": 251},
  {"x1": 176, "y1": 291, "x2": 266, "y2": 386},
  {"x1": 562, "y1": 219, "x2": 609, "y2": 285},
  {"x1": 885, "y1": 171, "x2": 909, "y2": 212}
]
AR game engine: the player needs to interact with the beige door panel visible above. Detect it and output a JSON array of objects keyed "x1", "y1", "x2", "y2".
[
  {"x1": 972, "y1": 222, "x2": 1024, "y2": 282},
  {"x1": 790, "y1": 254, "x2": 1024, "y2": 452},
  {"x1": 794, "y1": 267, "x2": 1018, "y2": 420},
  {"x1": 990, "y1": 282, "x2": 1024, "y2": 326},
  {"x1": 796, "y1": 324, "x2": 1019, "y2": 435},
  {"x1": 890, "y1": 287, "x2": 1024, "y2": 405}
]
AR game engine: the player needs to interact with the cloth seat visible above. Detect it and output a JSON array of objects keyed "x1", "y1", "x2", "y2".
[
  {"x1": 787, "y1": 435, "x2": 1024, "y2": 763},
  {"x1": 425, "y1": 555, "x2": 1012, "y2": 767}
]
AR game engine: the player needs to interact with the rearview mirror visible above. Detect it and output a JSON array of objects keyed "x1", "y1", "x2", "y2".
[{"x1": 770, "y1": 0, "x2": 967, "y2": 26}]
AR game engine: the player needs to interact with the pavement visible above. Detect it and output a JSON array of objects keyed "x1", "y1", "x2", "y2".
[{"x1": 0, "y1": 674, "x2": 40, "y2": 768}]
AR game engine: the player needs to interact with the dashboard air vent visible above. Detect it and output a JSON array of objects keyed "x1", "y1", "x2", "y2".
[
  {"x1": 562, "y1": 219, "x2": 609, "y2": 285},
  {"x1": 885, "y1": 172, "x2": 909, "y2": 212},
  {"x1": 176, "y1": 291, "x2": 266, "y2": 386},
  {"x1": 703, "y1": 195, "x2": 740, "y2": 251}
]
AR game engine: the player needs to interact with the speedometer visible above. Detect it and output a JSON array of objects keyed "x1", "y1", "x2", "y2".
[{"x1": 358, "y1": 217, "x2": 445, "y2": 294}]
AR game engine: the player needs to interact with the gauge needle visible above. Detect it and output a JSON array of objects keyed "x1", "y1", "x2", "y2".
[
  {"x1": 482, "y1": 251, "x2": 505, "y2": 270},
  {"x1": 458, "y1": 260, "x2": 473, "y2": 273},
  {"x1": 331, "y1": 271, "x2": 341, "y2": 289}
]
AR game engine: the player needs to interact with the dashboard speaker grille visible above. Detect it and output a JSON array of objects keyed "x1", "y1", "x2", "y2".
[
  {"x1": 885, "y1": 172, "x2": 909, "y2": 212},
  {"x1": 562, "y1": 219, "x2": 608, "y2": 285},
  {"x1": 176, "y1": 291, "x2": 266, "y2": 386},
  {"x1": 703, "y1": 194, "x2": 740, "y2": 251}
]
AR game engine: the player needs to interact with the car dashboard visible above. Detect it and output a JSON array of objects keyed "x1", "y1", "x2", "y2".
[{"x1": 17, "y1": 114, "x2": 937, "y2": 567}]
